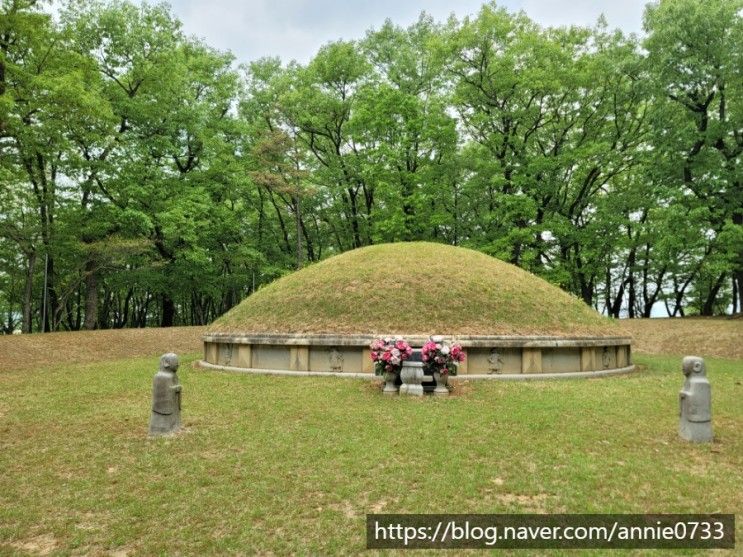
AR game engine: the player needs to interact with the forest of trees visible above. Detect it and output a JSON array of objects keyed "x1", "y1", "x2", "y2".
[{"x1": 0, "y1": 0, "x2": 741, "y2": 333}]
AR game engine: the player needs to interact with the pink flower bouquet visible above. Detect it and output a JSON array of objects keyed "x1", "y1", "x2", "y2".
[
  {"x1": 421, "y1": 338, "x2": 466, "y2": 376},
  {"x1": 370, "y1": 337, "x2": 413, "y2": 376}
]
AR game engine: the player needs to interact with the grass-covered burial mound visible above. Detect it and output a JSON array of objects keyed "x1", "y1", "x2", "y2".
[{"x1": 209, "y1": 242, "x2": 615, "y2": 337}]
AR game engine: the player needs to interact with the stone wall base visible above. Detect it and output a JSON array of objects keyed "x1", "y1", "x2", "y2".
[{"x1": 201, "y1": 334, "x2": 633, "y2": 377}]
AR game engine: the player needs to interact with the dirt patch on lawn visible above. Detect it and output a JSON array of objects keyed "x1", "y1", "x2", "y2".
[
  {"x1": 0, "y1": 326, "x2": 205, "y2": 372},
  {"x1": 9, "y1": 533, "x2": 59, "y2": 556},
  {"x1": 620, "y1": 317, "x2": 743, "y2": 359}
]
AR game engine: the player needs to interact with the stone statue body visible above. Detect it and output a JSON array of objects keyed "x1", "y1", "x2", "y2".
[
  {"x1": 602, "y1": 347, "x2": 611, "y2": 369},
  {"x1": 679, "y1": 356, "x2": 712, "y2": 442},
  {"x1": 149, "y1": 353, "x2": 182, "y2": 436},
  {"x1": 488, "y1": 349, "x2": 504, "y2": 374},
  {"x1": 329, "y1": 348, "x2": 343, "y2": 372}
]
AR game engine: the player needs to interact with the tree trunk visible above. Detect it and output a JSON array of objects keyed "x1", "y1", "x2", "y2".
[
  {"x1": 732, "y1": 275, "x2": 738, "y2": 314},
  {"x1": 43, "y1": 255, "x2": 60, "y2": 332},
  {"x1": 83, "y1": 260, "x2": 98, "y2": 330},
  {"x1": 161, "y1": 294, "x2": 175, "y2": 327},
  {"x1": 300, "y1": 213, "x2": 315, "y2": 262},
  {"x1": 627, "y1": 265, "x2": 636, "y2": 318},
  {"x1": 701, "y1": 272, "x2": 726, "y2": 316},
  {"x1": 348, "y1": 188, "x2": 361, "y2": 248},
  {"x1": 733, "y1": 212, "x2": 743, "y2": 313},
  {"x1": 22, "y1": 252, "x2": 36, "y2": 333},
  {"x1": 294, "y1": 194, "x2": 302, "y2": 269}
]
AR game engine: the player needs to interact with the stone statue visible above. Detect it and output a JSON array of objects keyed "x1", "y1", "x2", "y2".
[
  {"x1": 679, "y1": 356, "x2": 713, "y2": 442},
  {"x1": 601, "y1": 347, "x2": 611, "y2": 369},
  {"x1": 488, "y1": 349, "x2": 504, "y2": 374},
  {"x1": 329, "y1": 348, "x2": 343, "y2": 372},
  {"x1": 149, "y1": 353, "x2": 182, "y2": 436}
]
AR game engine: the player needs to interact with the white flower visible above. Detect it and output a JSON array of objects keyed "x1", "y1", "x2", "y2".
[{"x1": 441, "y1": 345, "x2": 450, "y2": 355}]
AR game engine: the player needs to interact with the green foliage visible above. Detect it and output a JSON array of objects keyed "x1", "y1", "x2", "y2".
[{"x1": 1, "y1": 0, "x2": 741, "y2": 332}]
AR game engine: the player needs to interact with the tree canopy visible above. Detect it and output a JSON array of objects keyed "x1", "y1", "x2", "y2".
[{"x1": 1, "y1": 0, "x2": 741, "y2": 332}]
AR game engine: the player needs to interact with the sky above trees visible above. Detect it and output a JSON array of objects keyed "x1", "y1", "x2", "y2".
[{"x1": 143, "y1": 0, "x2": 647, "y2": 63}]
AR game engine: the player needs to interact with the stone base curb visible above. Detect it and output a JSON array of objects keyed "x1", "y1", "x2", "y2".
[
  {"x1": 196, "y1": 360, "x2": 372, "y2": 378},
  {"x1": 448, "y1": 365, "x2": 636, "y2": 380},
  {"x1": 196, "y1": 360, "x2": 635, "y2": 380}
]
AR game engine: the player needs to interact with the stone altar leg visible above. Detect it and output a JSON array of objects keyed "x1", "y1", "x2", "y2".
[{"x1": 400, "y1": 361, "x2": 424, "y2": 397}]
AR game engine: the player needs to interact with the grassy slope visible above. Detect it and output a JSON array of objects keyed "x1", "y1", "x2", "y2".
[
  {"x1": 1, "y1": 353, "x2": 741, "y2": 555},
  {"x1": 0, "y1": 327, "x2": 205, "y2": 373},
  {"x1": 621, "y1": 317, "x2": 743, "y2": 360},
  {"x1": 210, "y1": 242, "x2": 616, "y2": 337}
]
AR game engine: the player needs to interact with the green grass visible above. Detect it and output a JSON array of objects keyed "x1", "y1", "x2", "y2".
[
  {"x1": 1, "y1": 354, "x2": 741, "y2": 555},
  {"x1": 210, "y1": 242, "x2": 616, "y2": 336}
]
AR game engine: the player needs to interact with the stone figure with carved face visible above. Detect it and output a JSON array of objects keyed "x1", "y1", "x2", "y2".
[
  {"x1": 149, "y1": 353, "x2": 182, "y2": 436},
  {"x1": 488, "y1": 349, "x2": 504, "y2": 374},
  {"x1": 679, "y1": 356, "x2": 712, "y2": 442}
]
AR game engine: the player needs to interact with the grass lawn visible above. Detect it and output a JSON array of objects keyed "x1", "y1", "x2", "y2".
[{"x1": 1, "y1": 352, "x2": 741, "y2": 555}]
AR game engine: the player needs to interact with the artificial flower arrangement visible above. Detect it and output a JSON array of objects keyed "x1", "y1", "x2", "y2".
[
  {"x1": 370, "y1": 337, "x2": 413, "y2": 376},
  {"x1": 421, "y1": 337, "x2": 466, "y2": 376}
]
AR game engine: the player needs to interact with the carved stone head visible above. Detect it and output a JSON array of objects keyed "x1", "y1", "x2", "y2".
[
  {"x1": 682, "y1": 356, "x2": 705, "y2": 377},
  {"x1": 160, "y1": 353, "x2": 179, "y2": 373}
]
